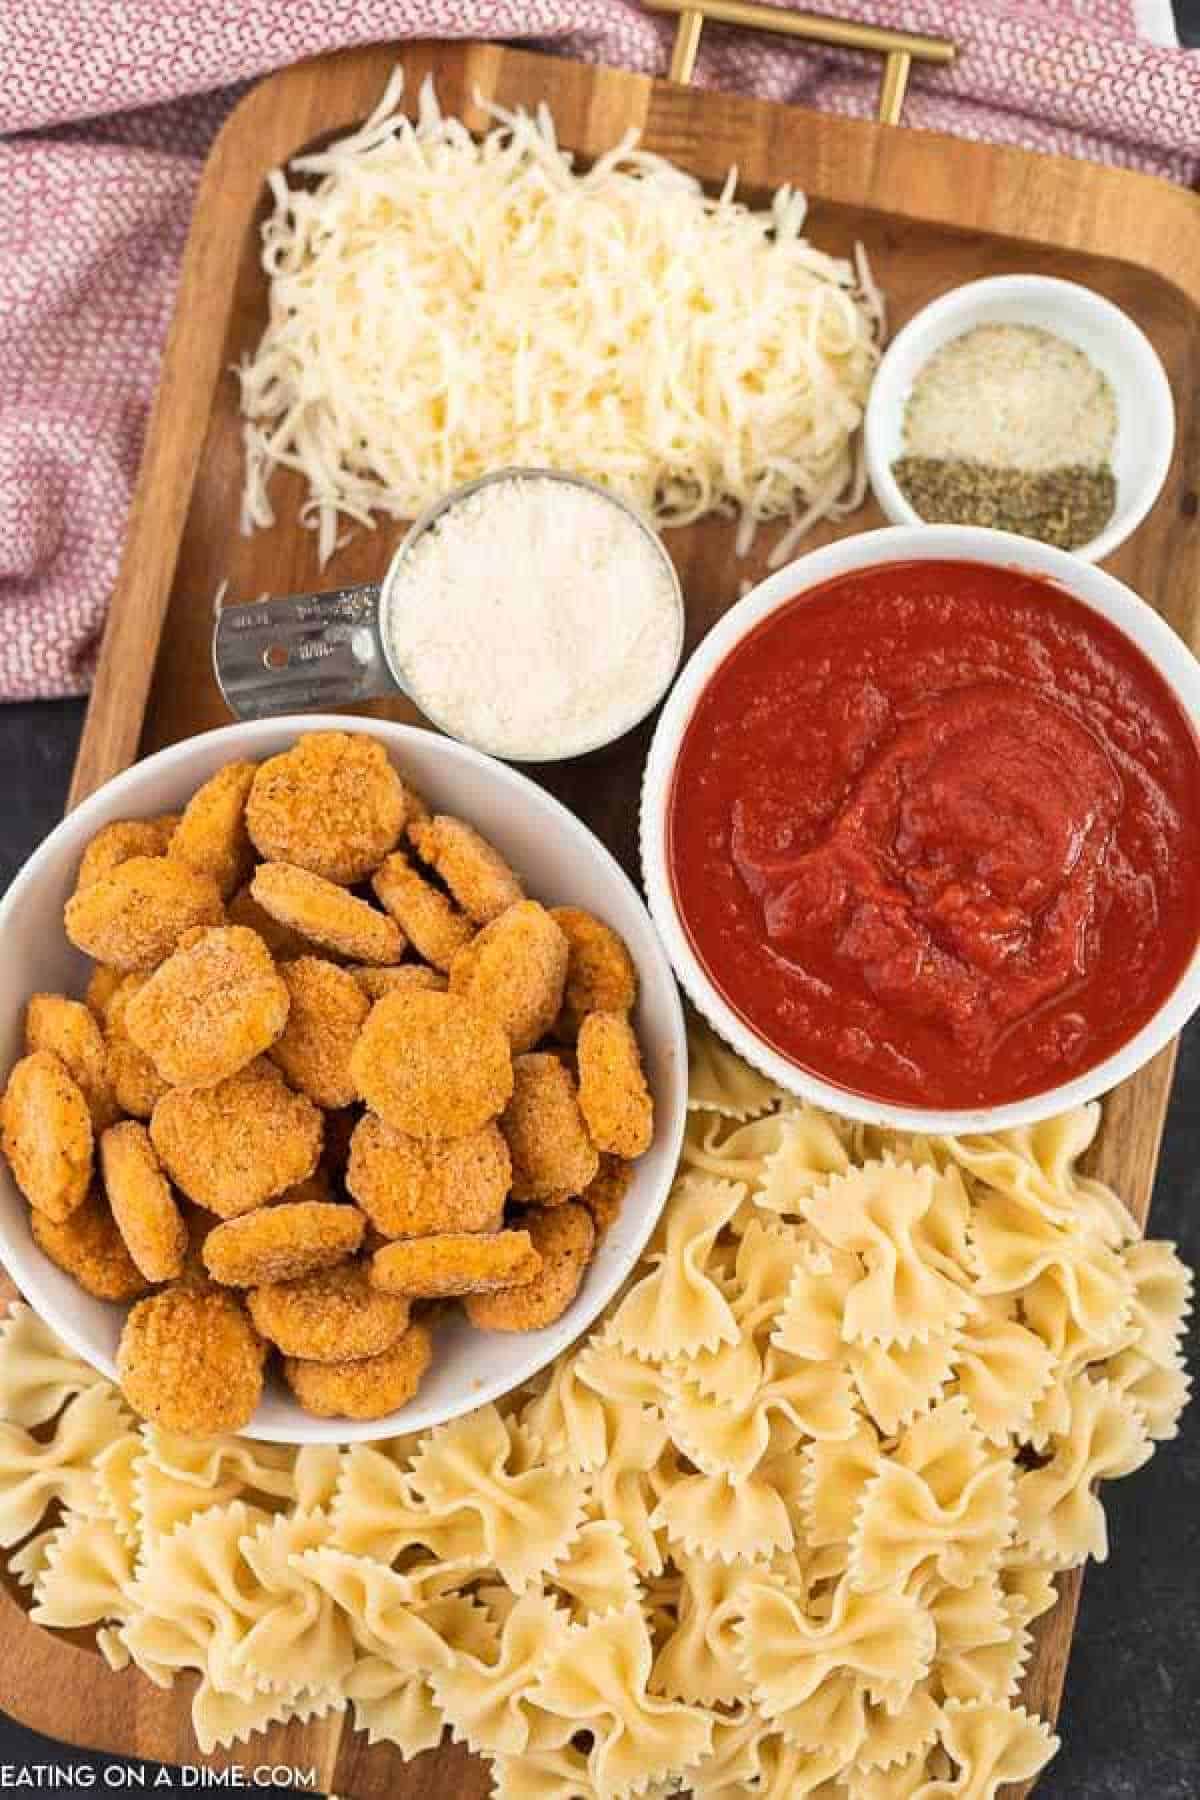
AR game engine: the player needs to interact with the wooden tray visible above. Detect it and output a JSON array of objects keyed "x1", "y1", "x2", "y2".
[{"x1": 3, "y1": 37, "x2": 1198, "y2": 1797}]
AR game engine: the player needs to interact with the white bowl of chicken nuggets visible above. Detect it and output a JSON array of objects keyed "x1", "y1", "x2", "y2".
[{"x1": 0, "y1": 718, "x2": 686, "y2": 1441}]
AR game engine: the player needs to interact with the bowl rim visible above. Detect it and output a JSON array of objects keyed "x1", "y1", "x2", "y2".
[
  {"x1": 863, "y1": 273, "x2": 1176, "y2": 566},
  {"x1": 0, "y1": 714, "x2": 688, "y2": 1443},
  {"x1": 640, "y1": 523, "x2": 1200, "y2": 1135}
]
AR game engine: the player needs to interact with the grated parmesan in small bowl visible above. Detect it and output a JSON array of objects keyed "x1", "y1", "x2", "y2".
[{"x1": 382, "y1": 470, "x2": 685, "y2": 761}]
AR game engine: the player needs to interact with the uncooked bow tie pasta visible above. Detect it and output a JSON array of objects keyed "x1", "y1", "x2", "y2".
[{"x1": 0, "y1": 1019, "x2": 1190, "y2": 1792}]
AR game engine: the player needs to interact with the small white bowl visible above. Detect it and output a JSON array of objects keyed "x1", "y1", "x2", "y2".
[
  {"x1": 864, "y1": 275, "x2": 1175, "y2": 564},
  {"x1": 0, "y1": 717, "x2": 687, "y2": 1443},
  {"x1": 641, "y1": 524, "x2": 1200, "y2": 1136}
]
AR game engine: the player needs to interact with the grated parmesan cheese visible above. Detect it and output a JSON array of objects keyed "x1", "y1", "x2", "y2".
[
  {"x1": 383, "y1": 475, "x2": 681, "y2": 760},
  {"x1": 237, "y1": 70, "x2": 882, "y2": 566},
  {"x1": 903, "y1": 324, "x2": 1117, "y2": 472}
]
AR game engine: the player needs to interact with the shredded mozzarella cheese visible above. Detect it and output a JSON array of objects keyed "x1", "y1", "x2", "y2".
[{"x1": 237, "y1": 70, "x2": 883, "y2": 565}]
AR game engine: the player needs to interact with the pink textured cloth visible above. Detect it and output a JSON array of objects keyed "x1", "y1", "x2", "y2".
[{"x1": 1, "y1": 1, "x2": 1196, "y2": 700}]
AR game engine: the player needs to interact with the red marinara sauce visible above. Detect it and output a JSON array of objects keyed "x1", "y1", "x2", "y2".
[{"x1": 667, "y1": 560, "x2": 1200, "y2": 1109}]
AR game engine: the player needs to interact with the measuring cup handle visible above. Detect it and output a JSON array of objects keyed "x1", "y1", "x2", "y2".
[{"x1": 212, "y1": 584, "x2": 404, "y2": 720}]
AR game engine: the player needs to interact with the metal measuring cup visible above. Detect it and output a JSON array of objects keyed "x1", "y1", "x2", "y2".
[{"x1": 211, "y1": 468, "x2": 686, "y2": 761}]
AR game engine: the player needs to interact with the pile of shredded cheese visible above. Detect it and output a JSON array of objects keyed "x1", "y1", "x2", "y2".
[{"x1": 237, "y1": 70, "x2": 884, "y2": 566}]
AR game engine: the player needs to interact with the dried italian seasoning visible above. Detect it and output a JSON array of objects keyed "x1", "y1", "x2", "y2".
[{"x1": 892, "y1": 458, "x2": 1117, "y2": 551}]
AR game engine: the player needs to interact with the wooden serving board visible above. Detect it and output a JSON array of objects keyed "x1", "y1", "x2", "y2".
[{"x1": 2, "y1": 37, "x2": 1198, "y2": 1798}]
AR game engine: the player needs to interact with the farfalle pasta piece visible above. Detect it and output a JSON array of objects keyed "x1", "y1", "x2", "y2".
[
  {"x1": 123, "y1": 1500, "x2": 274, "y2": 1699},
  {"x1": 0, "y1": 1384, "x2": 129, "y2": 1545},
  {"x1": 94, "y1": 1432, "x2": 145, "y2": 1546},
  {"x1": 936, "y1": 1105, "x2": 1137, "y2": 1246},
  {"x1": 970, "y1": 1192, "x2": 1133, "y2": 1354},
  {"x1": 430, "y1": 1590, "x2": 571, "y2": 1756},
  {"x1": 230, "y1": 1510, "x2": 356, "y2": 1696},
  {"x1": 951, "y1": 1308, "x2": 1057, "y2": 1446},
  {"x1": 134, "y1": 1457, "x2": 246, "y2": 1549},
  {"x1": 293, "y1": 1443, "x2": 344, "y2": 1512},
  {"x1": 801, "y1": 1421, "x2": 883, "y2": 1550},
  {"x1": 737, "y1": 1574, "x2": 934, "y2": 1759},
  {"x1": 328, "y1": 1443, "x2": 480, "y2": 1566},
  {"x1": 852, "y1": 1400, "x2": 1014, "y2": 1593},
  {"x1": 850, "y1": 1329, "x2": 960, "y2": 1439},
  {"x1": 405, "y1": 1406, "x2": 588, "y2": 1590},
  {"x1": 919, "y1": 1699, "x2": 1058, "y2": 1798},
  {"x1": 686, "y1": 1014, "x2": 783, "y2": 1118},
  {"x1": 191, "y1": 1680, "x2": 339, "y2": 1758},
  {"x1": 756, "y1": 1107, "x2": 854, "y2": 1217},
  {"x1": 30, "y1": 1511, "x2": 136, "y2": 1629},
  {"x1": 652, "y1": 1466, "x2": 795, "y2": 1565},
  {"x1": 651, "y1": 1551, "x2": 751, "y2": 1707},
  {"x1": 853, "y1": 1689, "x2": 943, "y2": 1775},
  {"x1": 532, "y1": 1602, "x2": 713, "y2": 1798},
  {"x1": 546, "y1": 1518, "x2": 640, "y2": 1620},
  {"x1": 924, "y1": 1574, "x2": 1029, "y2": 1705},
  {"x1": 1120, "y1": 1239, "x2": 1192, "y2": 1368},
  {"x1": 143, "y1": 1427, "x2": 298, "y2": 1500},
  {"x1": 521, "y1": 1353, "x2": 615, "y2": 1474},
  {"x1": 588, "y1": 1402, "x2": 672, "y2": 1576},
  {"x1": 610, "y1": 1174, "x2": 742, "y2": 1360},
  {"x1": 801, "y1": 1162, "x2": 974, "y2": 1349},
  {"x1": 8, "y1": 1526, "x2": 56, "y2": 1590},
  {"x1": 1098, "y1": 1346, "x2": 1190, "y2": 1442},
  {"x1": 673, "y1": 1221, "x2": 806, "y2": 1412},
  {"x1": 1014, "y1": 1375, "x2": 1152, "y2": 1566},
  {"x1": 669, "y1": 1343, "x2": 856, "y2": 1480},
  {"x1": 683, "y1": 1110, "x2": 799, "y2": 1192},
  {"x1": 0, "y1": 1302, "x2": 107, "y2": 1425}
]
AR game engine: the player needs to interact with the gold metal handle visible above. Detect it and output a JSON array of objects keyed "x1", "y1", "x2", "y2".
[{"x1": 642, "y1": 0, "x2": 956, "y2": 124}]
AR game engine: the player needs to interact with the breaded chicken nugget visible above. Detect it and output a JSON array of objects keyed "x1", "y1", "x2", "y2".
[
  {"x1": 97, "y1": 975, "x2": 170, "y2": 1119},
  {"x1": 227, "y1": 884, "x2": 324, "y2": 961},
  {"x1": 347, "y1": 1114, "x2": 509, "y2": 1238},
  {"x1": 25, "y1": 994, "x2": 119, "y2": 1131},
  {"x1": 283, "y1": 1321, "x2": 433, "y2": 1420},
  {"x1": 168, "y1": 760, "x2": 257, "y2": 898},
  {"x1": 248, "y1": 1261, "x2": 410, "y2": 1362},
  {"x1": 252, "y1": 863, "x2": 403, "y2": 966},
  {"x1": 246, "y1": 732, "x2": 406, "y2": 885},
  {"x1": 268, "y1": 958, "x2": 369, "y2": 1109},
  {"x1": 150, "y1": 1058, "x2": 323, "y2": 1216},
  {"x1": 84, "y1": 964, "x2": 125, "y2": 1023},
  {"x1": 349, "y1": 989, "x2": 512, "y2": 1141},
  {"x1": 371, "y1": 852, "x2": 473, "y2": 971},
  {"x1": 203, "y1": 1200, "x2": 365, "y2": 1286},
  {"x1": 449, "y1": 900, "x2": 568, "y2": 1055},
  {"x1": 100, "y1": 1121, "x2": 187, "y2": 1282},
  {"x1": 125, "y1": 926, "x2": 290, "y2": 1088},
  {"x1": 349, "y1": 963, "x2": 447, "y2": 1002},
  {"x1": 370, "y1": 1229, "x2": 539, "y2": 1298},
  {"x1": 577, "y1": 1011, "x2": 654, "y2": 1159},
  {"x1": 118, "y1": 1286, "x2": 265, "y2": 1434},
  {"x1": 465, "y1": 1203, "x2": 595, "y2": 1332},
  {"x1": 409, "y1": 815, "x2": 523, "y2": 924},
  {"x1": 31, "y1": 1186, "x2": 150, "y2": 1302},
  {"x1": 501, "y1": 1053, "x2": 599, "y2": 1204},
  {"x1": 550, "y1": 907, "x2": 638, "y2": 1041},
  {"x1": 75, "y1": 815, "x2": 179, "y2": 892},
  {"x1": 2, "y1": 1051, "x2": 93, "y2": 1220},
  {"x1": 579, "y1": 1154, "x2": 633, "y2": 1240},
  {"x1": 65, "y1": 855, "x2": 224, "y2": 972}
]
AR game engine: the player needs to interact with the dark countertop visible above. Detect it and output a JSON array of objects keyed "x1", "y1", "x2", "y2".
[{"x1": 0, "y1": 695, "x2": 1196, "y2": 1794}]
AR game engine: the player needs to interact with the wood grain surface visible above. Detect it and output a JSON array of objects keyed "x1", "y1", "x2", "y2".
[{"x1": 2, "y1": 35, "x2": 1197, "y2": 1797}]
